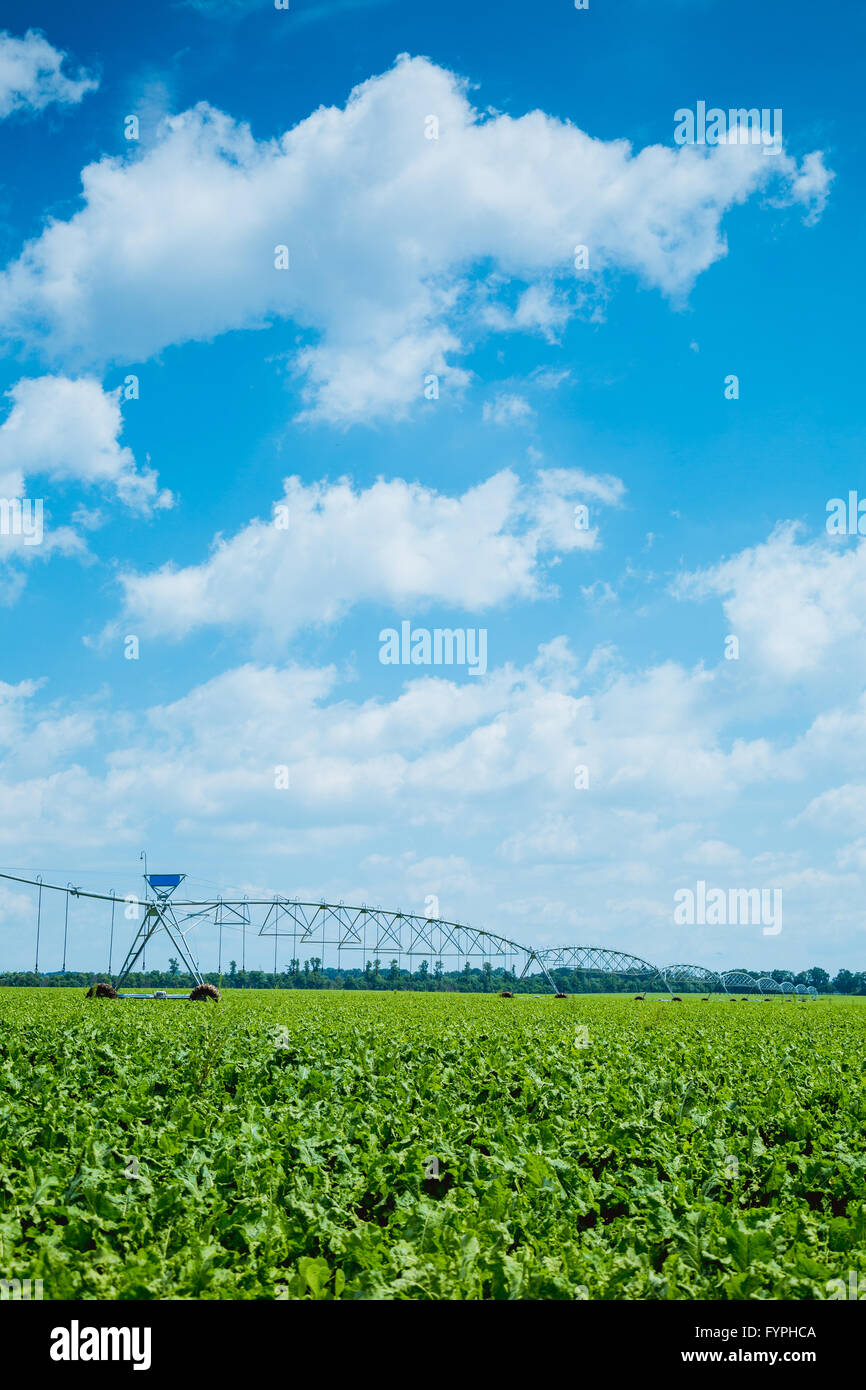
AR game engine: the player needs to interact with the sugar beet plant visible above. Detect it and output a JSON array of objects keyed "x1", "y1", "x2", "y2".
[{"x1": 0, "y1": 988, "x2": 864, "y2": 1299}]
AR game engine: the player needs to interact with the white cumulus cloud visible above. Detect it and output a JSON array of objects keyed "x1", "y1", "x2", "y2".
[
  {"x1": 676, "y1": 524, "x2": 866, "y2": 683},
  {"x1": 0, "y1": 29, "x2": 97, "y2": 119},
  {"x1": 0, "y1": 376, "x2": 173, "y2": 514},
  {"x1": 0, "y1": 56, "x2": 831, "y2": 423},
  {"x1": 111, "y1": 466, "x2": 620, "y2": 642}
]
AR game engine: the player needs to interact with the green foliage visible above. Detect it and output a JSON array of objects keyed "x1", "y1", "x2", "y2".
[
  {"x1": 2, "y1": 963, "x2": 863, "y2": 992},
  {"x1": 0, "y1": 989, "x2": 863, "y2": 1299}
]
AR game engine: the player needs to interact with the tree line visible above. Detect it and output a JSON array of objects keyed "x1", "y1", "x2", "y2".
[{"x1": 0, "y1": 959, "x2": 862, "y2": 994}]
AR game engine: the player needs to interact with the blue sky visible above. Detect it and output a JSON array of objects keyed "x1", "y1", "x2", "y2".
[{"x1": 0, "y1": 0, "x2": 864, "y2": 976}]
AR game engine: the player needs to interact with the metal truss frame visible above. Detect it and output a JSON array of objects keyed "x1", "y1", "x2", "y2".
[
  {"x1": 535, "y1": 944, "x2": 658, "y2": 977},
  {"x1": 0, "y1": 872, "x2": 562, "y2": 991},
  {"x1": 720, "y1": 971, "x2": 787, "y2": 996},
  {"x1": 251, "y1": 898, "x2": 561, "y2": 992},
  {"x1": 757, "y1": 976, "x2": 794, "y2": 996},
  {"x1": 0, "y1": 870, "x2": 825, "y2": 1002},
  {"x1": 655, "y1": 963, "x2": 725, "y2": 993}
]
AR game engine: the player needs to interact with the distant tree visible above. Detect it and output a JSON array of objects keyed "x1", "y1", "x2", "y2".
[{"x1": 805, "y1": 967, "x2": 831, "y2": 992}]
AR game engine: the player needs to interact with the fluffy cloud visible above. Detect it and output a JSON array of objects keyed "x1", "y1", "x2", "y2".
[
  {"x1": 0, "y1": 376, "x2": 173, "y2": 514},
  {"x1": 0, "y1": 636, "x2": 857, "y2": 969},
  {"x1": 768, "y1": 150, "x2": 834, "y2": 225},
  {"x1": 482, "y1": 393, "x2": 534, "y2": 426},
  {"x1": 183, "y1": 0, "x2": 265, "y2": 10},
  {"x1": 677, "y1": 524, "x2": 866, "y2": 683},
  {"x1": 5, "y1": 641, "x2": 756, "y2": 845},
  {"x1": 0, "y1": 29, "x2": 97, "y2": 119},
  {"x1": 0, "y1": 56, "x2": 831, "y2": 422},
  {"x1": 796, "y1": 783, "x2": 866, "y2": 831},
  {"x1": 111, "y1": 466, "x2": 620, "y2": 642},
  {"x1": 0, "y1": 677, "x2": 95, "y2": 776}
]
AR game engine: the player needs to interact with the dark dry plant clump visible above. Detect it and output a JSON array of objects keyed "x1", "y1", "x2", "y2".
[
  {"x1": 189, "y1": 982, "x2": 221, "y2": 1002},
  {"x1": 85, "y1": 982, "x2": 118, "y2": 999}
]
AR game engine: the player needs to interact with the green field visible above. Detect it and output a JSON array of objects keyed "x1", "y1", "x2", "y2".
[{"x1": 1, "y1": 988, "x2": 864, "y2": 1299}]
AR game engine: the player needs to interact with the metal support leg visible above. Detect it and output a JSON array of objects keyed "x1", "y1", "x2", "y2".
[
  {"x1": 518, "y1": 951, "x2": 561, "y2": 994},
  {"x1": 114, "y1": 903, "x2": 204, "y2": 989}
]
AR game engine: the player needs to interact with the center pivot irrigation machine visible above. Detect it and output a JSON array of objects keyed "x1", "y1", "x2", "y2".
[
  {"x1": 533, "y1": 950, "x2": 813, "y2": 1000},
  {"x1": 0, "y1": 867, "x2": 564, "y2": 1001},
  {"x1": 0, "y1": 866, "x2": 818, "y2": 1002}
]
